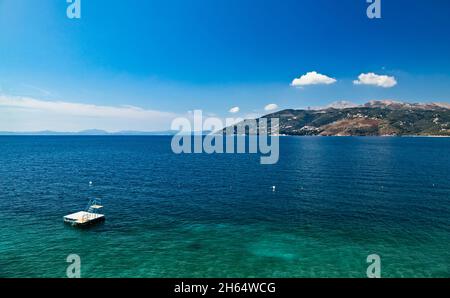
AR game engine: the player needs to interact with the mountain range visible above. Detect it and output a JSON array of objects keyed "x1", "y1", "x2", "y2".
[
  {"x1": 0, "y1": 129, "x2": 179, "y2": 136},
  {"x1": 0, "y1": 130, "x2": 213, "y2": 136},
  {"x1": 233, "y1": 100, "x2": 450, "y2": 136}
]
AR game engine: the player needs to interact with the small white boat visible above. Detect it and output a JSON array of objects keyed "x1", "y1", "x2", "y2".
[{"x1": 64, "y1": 198, "x2": 105, "y2": 227}]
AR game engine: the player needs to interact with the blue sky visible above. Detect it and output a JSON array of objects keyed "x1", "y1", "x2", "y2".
[{"x1": 1, "y1": 0, "x2": 450, "y2": 131}]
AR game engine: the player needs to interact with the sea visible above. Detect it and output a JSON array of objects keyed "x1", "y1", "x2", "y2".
[{"x1": 0, "y1": 136, "x2": 449, "y2": 277}]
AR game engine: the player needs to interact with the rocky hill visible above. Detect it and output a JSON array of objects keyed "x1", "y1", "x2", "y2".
[{"x1": 231, "y1": 101, "x2": 450, "y2": 136}]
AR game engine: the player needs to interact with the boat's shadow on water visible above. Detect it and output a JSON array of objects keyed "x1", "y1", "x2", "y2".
[{"x1": 63, "y1": 220, "x2": 107, "y2": 233}]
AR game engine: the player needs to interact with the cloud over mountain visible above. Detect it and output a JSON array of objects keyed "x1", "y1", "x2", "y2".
[
  {"x1": 353, "y1": 73, "x2": 397, "y2": 88},
  {"x1": 291, "y1": 71, "x2": 337, "y2": 87},
  {"x1": 264, "y1": 103, "x2": 279, "y2": 111},
  {"x1": 229, "y1": 106, "x2": 240, "y2": 113}
]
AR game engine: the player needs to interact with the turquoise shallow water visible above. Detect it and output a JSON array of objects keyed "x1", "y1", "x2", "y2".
[{"x1": 0, "y1": 136, "x2": 449, "y2": 277}]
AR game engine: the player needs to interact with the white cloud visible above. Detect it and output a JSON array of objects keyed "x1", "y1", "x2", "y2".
[
  {"x1": 264, "y1": 103, "x2": 279, "y2": 111},
  {"x1": 353, "y1": 73, "x2": 397, "y2": 88},
  {"x1": 0, "y1": 95, "x2": 179, "y2": 132},
  {"x1": 291, "y1": 71, "x2": 337, "y2": 87},
  {"x1": 229, "y1": 106, "x2": 240, "y2": 113}
]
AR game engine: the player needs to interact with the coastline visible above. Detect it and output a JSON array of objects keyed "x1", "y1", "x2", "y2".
[{"x1": 1, "y1": 134, "x2": 450, "y2": 138}]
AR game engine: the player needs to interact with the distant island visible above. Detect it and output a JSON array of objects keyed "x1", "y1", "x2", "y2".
[
  {"x1": 0, "y1": 129, "x2": 180, "y2": 136},
  {"x1": 229, "y1": 100, "x2": 450, "y2": 137},
  {"x1": 0, "y1": 130, "x2": 214, "y2": 136}
]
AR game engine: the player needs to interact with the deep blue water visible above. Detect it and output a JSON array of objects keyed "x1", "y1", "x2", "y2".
[{"x1": 0, "y1": 136, "x2": 449, "y2": 277}]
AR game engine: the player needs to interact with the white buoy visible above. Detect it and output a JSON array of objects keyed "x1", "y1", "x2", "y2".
[
  {"x1": 89, "y1": 181, "x2": 93, "y2": 186},
  {"x1": 272, "y1": 186, "x2": 276, "y2": 192}
]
